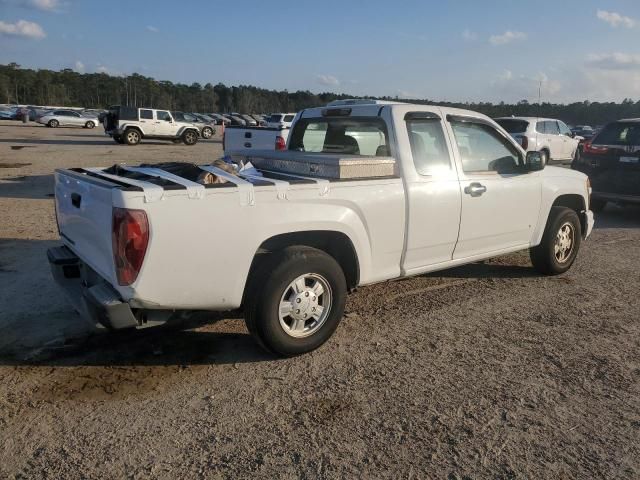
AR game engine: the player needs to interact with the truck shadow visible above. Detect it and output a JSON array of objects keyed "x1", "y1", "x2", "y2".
[
  {"x1": 594, "y1": 204, "x2": 640, "y2": 229},
  {"x1": 0, "y1": 138, "x2": 115, "y2": 146},
  {"x1": 0, "y1": 238, "x2": 273, "y2": 367}
]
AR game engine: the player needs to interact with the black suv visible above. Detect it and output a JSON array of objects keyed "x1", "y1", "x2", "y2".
[{"x1": 572, "y1": 119, "x2": 640, "y2": 211}]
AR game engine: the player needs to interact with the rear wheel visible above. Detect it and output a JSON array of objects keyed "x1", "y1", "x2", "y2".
[
  {"x1": 48, "y1": 119, "x2": 59, "y2": 128},
  {"x1": 539, "y1": 149, "x2": 549, "y2": 166},
  {"x1": 123, "y1": 128, "x2": 141, "y2": 145},
  {"x1": 182, "y1": 129, "x2": 198, "y2": 145},
  {"x1": 85, "y1": 121, "x2": 95, "y2": 129},
  {"x1": 201, "y1": 126, "x2": 214, "y2": 139},
  {"x1": 245, "y1": 247, "x2": 347, "y2": 356},
  {"x1": 530, "y1": 207, "x2": 582, "y2": 275}
]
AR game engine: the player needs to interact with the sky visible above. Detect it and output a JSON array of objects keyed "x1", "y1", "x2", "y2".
[{"x1": 1, "y1": 0, "x2": 640, "y2": 104}]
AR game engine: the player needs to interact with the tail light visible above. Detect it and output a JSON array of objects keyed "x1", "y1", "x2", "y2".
[
  {"x1": 520, "y1": 136, "x2": 529, "y2": 150},
  {"x1": 112, "y1": 208, "x2": 149, "y2": 286},
  {"x1": 583, "y1": 142, "x2": 608, "y2": 155},
  {"x1": 275, "y1": 135, "x2": 286, "y2": 151}
]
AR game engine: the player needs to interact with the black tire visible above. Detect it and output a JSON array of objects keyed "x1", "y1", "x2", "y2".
[
  {"x1": 48, "y1": 119, "x2": 59, "y2": 128},
  {"x1": 590, "y1": 197, "x2": 607, "y2": 213},
  {"x1": 244, "y1": 246, "x2": 347, "y2": 356},
  {"x1": 201, "y1": 126, "x2": 214, "y2": 139},
  {"x1": 123, "y1": 128, "x2": 141, "y2": 145},
  {"x1": 182, "y1": 129, "x2": 198, "y2": 145},
  {"x1": 572, "y1": 146, "x2": 581, "y2": 166},
  {"x1": 539, "y1": 149, "x2": 549, "y2": 166},
  {"x1": 530, "y1": 207, "x2": 582, "y2": 275},
  {"x1": 85, "y1": 121, "x2": 95, "y2": 129}
]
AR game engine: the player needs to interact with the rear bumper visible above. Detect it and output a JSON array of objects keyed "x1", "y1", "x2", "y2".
[
  {"x1": 593, "y1": 191, "x2": 640, "y2": 205},
  {"x1": 47, "y1": 246, "x2": 138, "y2": 330}
]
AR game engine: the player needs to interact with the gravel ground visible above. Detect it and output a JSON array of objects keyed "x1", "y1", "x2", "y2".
[{"x1": 0, "y1": 121, "x2": 639, "y2": 479}]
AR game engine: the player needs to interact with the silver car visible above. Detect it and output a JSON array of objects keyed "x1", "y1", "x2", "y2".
[{"x1": 37, "y1": 109, "x2": 99, "y2": 129}]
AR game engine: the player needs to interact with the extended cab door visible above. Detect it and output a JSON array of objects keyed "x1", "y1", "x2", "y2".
[
  {"x1": 446, "y1": 115, "x2": 541, "y2": 260},
  {"x1": 397, "y1": 109, "x2": 462, "y2": 275},
  {"x1": 138, "y1": 108, "x2": 155, "y2": 134}
]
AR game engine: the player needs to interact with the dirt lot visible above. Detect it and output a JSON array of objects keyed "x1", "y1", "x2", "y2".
[{"x1": 0, "y1": 120, "x2": 639, "y2": 479}]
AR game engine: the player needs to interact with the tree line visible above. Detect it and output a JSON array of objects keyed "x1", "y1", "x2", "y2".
[{"x1": 1, "y1": 63, "x2": 639, "y2": 125}]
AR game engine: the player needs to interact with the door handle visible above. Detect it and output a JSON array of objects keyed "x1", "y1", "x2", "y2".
[{"x1": 464, "y1": 182, "x2": 487, "y2": 197}]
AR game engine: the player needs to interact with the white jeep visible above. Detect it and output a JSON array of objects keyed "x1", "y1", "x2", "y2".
[{"x1": 103, "y1": 106, "x2": 201, "y2": 146}]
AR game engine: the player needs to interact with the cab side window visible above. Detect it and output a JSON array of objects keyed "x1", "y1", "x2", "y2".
[
  {"x1": 140, "y1": 109, "x2": 153, "y2": 120},
  {"x1": 558, "y1": 121, "x2": 572, "y2": 136},
  {"x1": 406, "y1": 119, "x2": 452, "y2": 176},
  {"x1": 546, "y1": 121, "x2": 560, "y2": 135},
  {"x1": 156, "y1": 111, "x2": 171, "y2": 121},
  {"x1": 450, "y1": 121, "x2": 522, "y2": 173},
  {"x1": 536, "y1": 121, "x2": 546, "y2": 134}
]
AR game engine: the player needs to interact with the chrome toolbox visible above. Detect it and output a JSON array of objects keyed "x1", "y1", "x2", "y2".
[{"x1": 231, "y1": 150, "x2": 397, "y2": 180}]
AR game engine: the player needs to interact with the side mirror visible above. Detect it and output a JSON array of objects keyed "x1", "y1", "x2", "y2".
[
  {"x1": 166, "y1": 117, "x2": 172, "y2": 122},
  {"x1": 525, "y1": 151, "x2": 545, "y2": 171}
]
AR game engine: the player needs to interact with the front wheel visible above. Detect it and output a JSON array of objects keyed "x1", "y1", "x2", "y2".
[
  {"x1": 530, "y1": 207, "x2": 582, "y2": 275},
  {"x1": 48, "y1": 119, "x2": 59, "y2": 128},
  {"x1": 245, "y1": 247, "x2": 347, "y2": 356},
  {"x1": 85, "y1": 121, "x2": 95, "y2": 129},
  {"x1": 539, "y1": 150, "x2": 549, "y2": 166}
]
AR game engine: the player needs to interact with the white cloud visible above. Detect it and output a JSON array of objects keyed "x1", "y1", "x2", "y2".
[
  {"x1": 491, "y1": 70, "x2": 561, "y2": 101},
  {"x1": 0, "y1": 0, "x2": 63, "y2": 11},
  {"x1": 462, "y1": 29, "x2": 477, "y2": 41},
  {"x1": 489, "y1": 30, "x2": 526, "y2": 46},
  {"x1": 316, "y1": 74, "x2": 340, "y2": 87},
  {"x1": 146, "y1": 25, "x2": 159, "y2": 33},
  {"x1": 596, "y1": 10, "x2": 636, "y2": 28},
  {"x1": 0, "y1": 19, "x2": 46, "y2": 39},
  {"x1": 74, "y1": 60, "x2": 85, "y2": 73},
  {"x1": 586, "y1": 52, "x2": 640, "y2": 70},
  {"x1": 96, "y1": 65, "x2": 110, "y2": 74}
]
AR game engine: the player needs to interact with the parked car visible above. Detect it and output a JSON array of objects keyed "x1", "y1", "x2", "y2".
[
  {"x1": 206, "y1": 113, "x2": 231, "y2": 126},
  {"x1": 571, "y1": 125, "x2": 595, "y2": 139},
  {"x1": 103, "y1": 106, "x2": 201, "y2": 145},
  {"x1": 495, "y1": 117, "x2": 581, "y2": 165},
  {"x1": 572, "y1": 118, "x2": 640, "y2": 211},
  {"x1": 226, "y1": 114, "x2": 247, "y2": 126},
  {"x1": 48, "y1": 99, "x2": 593, "y2": 356},
  {"x1": 235, "y1": 113, "x2": 257, "y2": 126},
  {"x1": 0, "y1": 107, "x2": 17, "y2": 120},
  {"x1": 267, "y1": 113, "x2": 297, "y2": 129},
  {"x1": 172, "y1": 111, "x2": 215, "y2": 139},
  {"x1": 37, "y1": 109, "x2": 99, "y2": 128}
]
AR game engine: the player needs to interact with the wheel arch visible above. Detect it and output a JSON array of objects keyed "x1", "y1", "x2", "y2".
[
  {"x1": 552, "y1": 194, "x2": 587, "y2": 235},
  {"x1": 243, "y1": 230, "x2": 360, "y2": 305},
  {"x1": 123, "y1": 125, "x2": 144, "y2": 137}
]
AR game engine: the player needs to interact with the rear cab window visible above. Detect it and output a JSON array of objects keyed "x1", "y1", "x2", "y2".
[
  {"x1": 594, "y1": 122, "x2": 640, "y2": 146},
  {"x1": 496, "y1": 119, "x2": 529, "y2": 134},
  {"x1": 139, "y1": 109, "x2": 153, "y2": 120},
  {"x1": 289, "y1": 116, "x2": 389, "y2": 156}
]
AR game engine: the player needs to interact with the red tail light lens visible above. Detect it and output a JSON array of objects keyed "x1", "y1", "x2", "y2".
[
  {"x1": 112, "y1": 208, "x2": 149, "y2": 286},
  {"x1": 584, "y1": 142, "x2": 608, "y2": 155},
  {"x1": 520, "y1": 136, "x2": 529, "y2": 150},
  {"x1": 275, "y1": 135, "x2": 286, "y2": 151}
]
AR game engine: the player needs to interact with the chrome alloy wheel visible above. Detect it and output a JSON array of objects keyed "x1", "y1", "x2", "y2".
[
  {"x1": 278, "y1": 273, "x2": 332, "y2": 338},
  {"x1": 554, "y1": 222, "x2": 575, "y2": 263}
]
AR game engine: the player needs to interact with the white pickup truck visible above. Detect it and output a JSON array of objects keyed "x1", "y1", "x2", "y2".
[
  {"x1": 223, "y1": 125, "x2": 292, "y2": 153},
  {"x1": 48, "y1": 100, "x2": 594, "y2": 356}
]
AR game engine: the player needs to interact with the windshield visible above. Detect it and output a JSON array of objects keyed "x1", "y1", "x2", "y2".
[
  {"x1": 496, "y1": 119, "x2": 529, "y2": 134},
  {"x1": 288, "y1": 117, "x2": 389, "y2": 156},
  {"x1": 594, "y1": 122, "x2": 640, "y2": 146}
]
